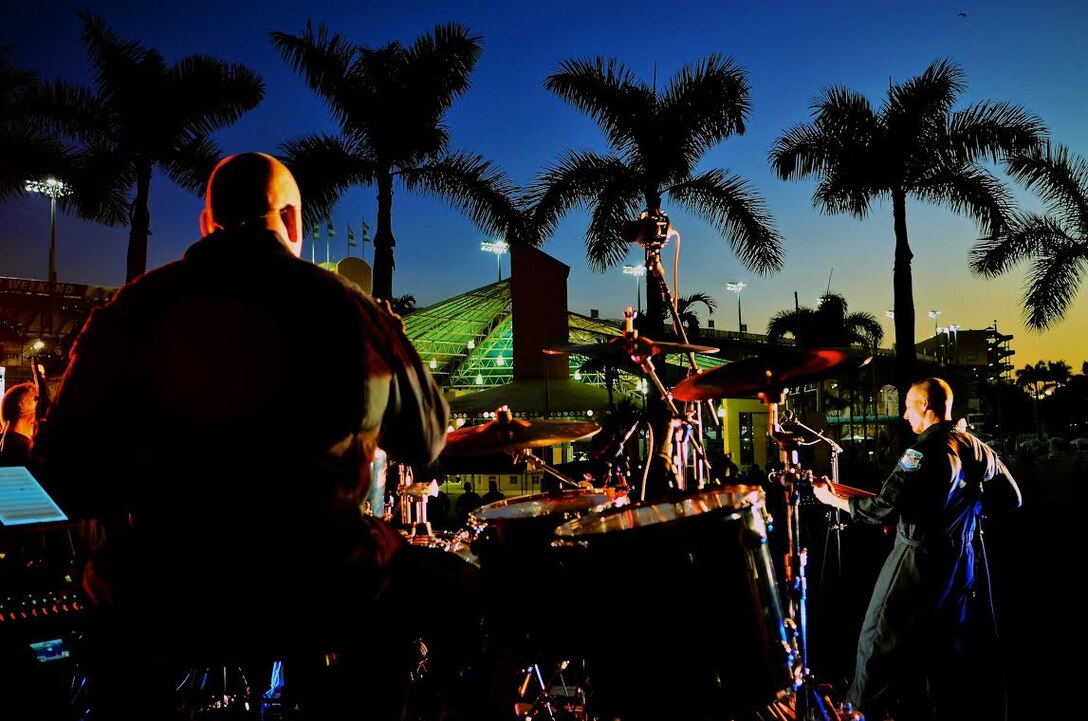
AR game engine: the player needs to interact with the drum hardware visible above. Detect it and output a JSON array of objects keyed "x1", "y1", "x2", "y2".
[
  {"x1": 672, "y1": 348, "x2": 874, "y2": 721},
  {"x1": 546, "y1": 308, "x2": 717, "y2": 501},
  {"x1": 513, "y1": 658, "x2": 587, "y2": 720}
]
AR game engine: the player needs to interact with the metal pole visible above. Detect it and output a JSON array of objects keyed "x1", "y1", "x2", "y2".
[{"x1": 48, "y1": 195, "x2": 57, "y2": 285}]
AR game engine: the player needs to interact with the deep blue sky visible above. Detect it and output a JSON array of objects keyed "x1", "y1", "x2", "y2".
[{"x1": 3, "y1": 0, "x2": 1087, "y2": 368}]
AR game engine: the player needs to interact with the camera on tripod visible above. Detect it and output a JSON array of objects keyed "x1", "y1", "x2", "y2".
[{"x1": 619, "y1": 209, "x2": 671, "y2": 247}]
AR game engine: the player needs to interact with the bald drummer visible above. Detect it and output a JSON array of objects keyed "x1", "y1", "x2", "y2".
[{"x1": 34, "y1": 152, "x2": 455, "y2": 719}]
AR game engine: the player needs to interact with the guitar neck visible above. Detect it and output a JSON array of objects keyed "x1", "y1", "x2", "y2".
[{"x1": 829, "y1": 481, "x2": 875, "y2": 499}]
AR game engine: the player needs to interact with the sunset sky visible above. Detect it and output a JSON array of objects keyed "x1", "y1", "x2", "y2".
[{"x1": 3, "y1": 0, "x2": 1086, "y2": 370}]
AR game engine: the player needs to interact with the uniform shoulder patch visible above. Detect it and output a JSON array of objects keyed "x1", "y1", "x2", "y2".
[{"x1": 898, "y1": 448, "x2": 923, "y2": 472}]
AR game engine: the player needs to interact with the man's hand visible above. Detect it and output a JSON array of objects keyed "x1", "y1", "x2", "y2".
[{"x1": 811, "y1": 476, "x2": 850, "y2": 512}]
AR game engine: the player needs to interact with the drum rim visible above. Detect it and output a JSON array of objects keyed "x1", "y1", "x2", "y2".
[
  {"x1": 554, "y1": 484, "x2": 764, "y2": 537},
  {"x1": 471, "y1": 487, "x2": 618, "y2": 522}
]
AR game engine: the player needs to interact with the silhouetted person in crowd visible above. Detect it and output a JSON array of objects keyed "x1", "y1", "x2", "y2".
[
  {"x1": 481, "y1": 479, "x2": 505, "y2": 506},
  {"x1": 455, "y1": 481, "x2": 483, "y2": 522}
]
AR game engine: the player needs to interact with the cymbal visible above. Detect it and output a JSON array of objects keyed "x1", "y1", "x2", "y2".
[
  {"x1": 545, "y1": 335, "x2": 718, "y2": 361},
  {"x1": 671, "y1": 347, "x2": 873, "y2": 401},
  {"x1": 443, "y1": 408, "x2": 601, "y2": 455}
]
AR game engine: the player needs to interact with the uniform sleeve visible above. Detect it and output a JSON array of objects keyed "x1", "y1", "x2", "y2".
[
  {"x1": 849, "y1": 464, "x2": 903, "y2": 525},
  {"x1": 980, "y1": 448, "x2": 1022, "y2": 516}
]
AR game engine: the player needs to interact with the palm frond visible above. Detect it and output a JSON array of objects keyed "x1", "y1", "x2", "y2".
[
  {"x1": 544, "y1": 56, "x2": 653, "y2": 152},
  {"x1": 946, "y1": 101, "x2": 1046, "y2": 164},
  {"x1": 280, "y1": 134, "x2": 374, "y2": 226},
  {"x1": 668, "y1": 169, "x2": 784, "y2": 275},
  {"x1": 1021, "y1": 241, "x2": 1087, "y2": 330},
  {"x1": 969, "y1": 212, "x2": 1064, "y2": 276},
  {"x1": 169, "y1": 56, "x2": 264, "y2": 136},
  {"x1": 1006, "y1": 143, "x2": 1088, "y2": 232},
  {"x1": 159, "y1": 135, "x2": 222, "y2": 195},
  {"x1": 585, "y1": 185, "x2": 643, "y2": 271},
  {"x1": 401, "y1": 150, "x2": 533, "y2": 245},
  {"x1": 660, "y1": 53, "x2": 749, "y2": 157},
  {"x1": 526, "y1": 150, "x2": 631, "y2": 239},
  {"x1": 915, "y1": 163, "x2": 1013, "y2": 236}
]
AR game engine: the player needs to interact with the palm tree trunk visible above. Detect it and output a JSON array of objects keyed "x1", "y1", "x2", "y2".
[
  {"x1": 372, "y1": 168, "x2": 395, "y2": 301},
  {"x1": 891, "y1": 189, "x2": 915, "y2": 410},
  {"x1": 125, "y1": 160, "x2": 153, "y2": 284}
]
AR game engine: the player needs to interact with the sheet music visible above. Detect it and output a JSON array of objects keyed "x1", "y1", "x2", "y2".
[{"x1": 0, "y1": 466, "x2": 68, "y2": 526}]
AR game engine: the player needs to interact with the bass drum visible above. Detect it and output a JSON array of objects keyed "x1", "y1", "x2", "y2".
[{"x1": 551, "y1": 485, "x2": 795, "y2": 721}]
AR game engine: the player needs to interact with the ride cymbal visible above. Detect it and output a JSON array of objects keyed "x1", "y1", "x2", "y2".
[
  {"x1": 671, "y1": 347, "x2": 873, "y2": 401},
  {"x1": 443, "y1": 406, "x2": 600, "y2": 455}
]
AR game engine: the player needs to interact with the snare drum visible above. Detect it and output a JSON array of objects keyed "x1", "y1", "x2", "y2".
[{"x1": 551, "y1": 485, "x2": 794, "y2": 720}]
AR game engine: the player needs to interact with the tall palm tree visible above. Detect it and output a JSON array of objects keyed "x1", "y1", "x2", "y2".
[
  {"x1": 769, "y1": 58, "x2": 1045, "y2": 402},
  {"x1": 33, "y1": 11, "x2": 264, "y2": 283},
  {"x1": 271, "y1": 22, "x2": 529, "y2": 301},
  {"x1": 529, "y1": 55, "x2": 784, "y2": 342},
  {"x1": 970, "y1": 142, "x2": 1088, "y2": 330}
]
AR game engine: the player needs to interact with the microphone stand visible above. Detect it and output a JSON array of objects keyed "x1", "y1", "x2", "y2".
[
  {"x1": 762, "y1": 391, "x2": 836, "y2": 721},
  {"x1": 781, "y1": 412, "x2": 847, "y2": 598}
]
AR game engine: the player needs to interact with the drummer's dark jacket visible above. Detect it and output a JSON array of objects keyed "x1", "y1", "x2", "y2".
[{"x1": 34, "y1": 227, "x2": 449, "y2": 649}]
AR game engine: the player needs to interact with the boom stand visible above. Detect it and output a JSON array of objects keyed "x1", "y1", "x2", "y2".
[{"x1": 762, "y1": 389, "x2": 836, "y2": 721}]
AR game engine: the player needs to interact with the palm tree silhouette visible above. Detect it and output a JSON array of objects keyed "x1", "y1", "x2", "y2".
[
  {"x1": 766, "y1": 293, "x2": 883, "y2": 349},
  {"x1": 660, "y1": 291, "x2": 718, "y2": 342},
  {"x1": 770, "y1": 58, "x2": 1045, "y2": 403},
  {"x1": 529, "y1": 54, "x2": 783, "y2": 342},
  {"x1": 35, "y1": 12, "x2": 264, "y2": 283},
  {"x1": 271, "y1": 22, "x2": 529, "y2": 301},
  {"x1": 970, "y1": 142, "x2": 1088, "y2": 330},
  {"x1": 0, "y1": 49, "x2": 74, "y2": 200}
]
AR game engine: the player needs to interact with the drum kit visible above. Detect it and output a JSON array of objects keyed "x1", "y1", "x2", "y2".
[{"x1": 378, "y1": 210, "x2": 876, "y2": 720}]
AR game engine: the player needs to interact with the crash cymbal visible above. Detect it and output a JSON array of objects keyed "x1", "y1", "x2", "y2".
[
  {"x1": 671, "y1": 347, "x2": 873, "y2": 401},
  {"x1": 544, "y1": 335, "x2": 718, "y2": 361},
  {"x1": 443, "y1": 406, "x2": 601, "y2": 455}
]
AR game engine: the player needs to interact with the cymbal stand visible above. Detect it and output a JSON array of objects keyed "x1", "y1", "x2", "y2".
[
  {"x1": 512, "y1": 449, "x2": 589, "y2": 490},
  {"x1": 631, "y1": 210, "x2": 721, "y2": 434},
  {"x1": 613, "y1": 308, "x2": 709, "y2": 500},
  {"x1": 762, "y1": 390, "x2": 836, "y2": 721},
  {"x1": 781, "y1": 411, "x2": 848, "y2": 598}
]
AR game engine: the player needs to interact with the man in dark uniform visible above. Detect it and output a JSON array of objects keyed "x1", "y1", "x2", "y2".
[
  {"x1": 34, "y1": 153, "x2": 474, "y2": 720},
  {"x1": 813, "y1": 377, "x2": 1021, "y2": 720}
]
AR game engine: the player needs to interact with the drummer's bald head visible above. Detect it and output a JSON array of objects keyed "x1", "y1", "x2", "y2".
[{"x1": 200, "y1": 152, "x2": 303, "y2": 257}]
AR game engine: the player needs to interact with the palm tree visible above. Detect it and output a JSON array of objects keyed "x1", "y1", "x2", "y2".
[
  {"x1": 970, "y1": 142, "x2": 1088, "y2": 330},
  {"x1": 769, "y1": 58, "x2": 1045, "y2": 403},
  {"x1": 1016, "y1": 359, "x2": 1072, "y2": 439},
  {"x1": 766, "y1": 293, "x2": 883, "y2": 433},
  {"x1": 271, "y1": 21, "x2": 529, "y2": 301},
  {"x1": 33, "y1": 12, "x2": 264, "y2": 283},
  {"x1": 661, "y1": 291, "x2": 717, "y2": 342},
  {"x1": 529, "y1": 55, "x2": 784, "y2": 342},
  {"x1": 0, "y1": 48, "x2": 72, "y2": 200},
  {"x1": 766, "y1": 293, "x2": 884, "y2": 349},
  {"x1": 390, "y1": 293, "x2": 417, "y2": 316}
]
